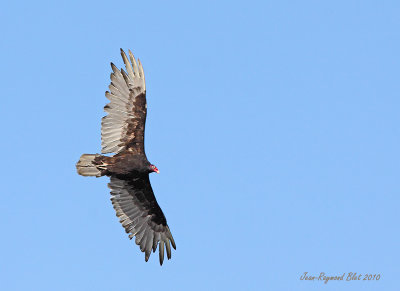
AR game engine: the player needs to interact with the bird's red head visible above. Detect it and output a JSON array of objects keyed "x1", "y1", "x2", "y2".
[{"x1": 149, "y1": 164, "x2": 160, "y2": 174}]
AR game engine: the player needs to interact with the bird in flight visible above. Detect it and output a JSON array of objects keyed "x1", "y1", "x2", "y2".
[{"x1": 76, "y1": 49, "x2": 175, "y2": 265}]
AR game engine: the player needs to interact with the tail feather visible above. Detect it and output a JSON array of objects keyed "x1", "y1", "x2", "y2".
[{"x1": 76, "y1": 154, "x2": 103, "y2": 177}]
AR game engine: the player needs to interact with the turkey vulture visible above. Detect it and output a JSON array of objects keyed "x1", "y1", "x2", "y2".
[{"x1": 76, "y1": 49, "x2": 175, "y2": 265}]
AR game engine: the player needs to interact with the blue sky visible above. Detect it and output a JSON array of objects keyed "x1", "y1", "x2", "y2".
[{"x1": 1, "y1": 1, "x2": 399, "y2": 290}]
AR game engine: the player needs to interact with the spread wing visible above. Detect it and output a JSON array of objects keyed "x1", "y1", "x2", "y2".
[
  {"x1": 101, "y1": 49, "x2": 147, "y2": 155},
  {"x1": 108, "y1": 176, "x2": 176, "y2": 265}
]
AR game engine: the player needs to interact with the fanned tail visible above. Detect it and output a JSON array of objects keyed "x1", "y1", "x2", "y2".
[{"x1": 76, "y1": 154, "x2": 105, "y2": 177}]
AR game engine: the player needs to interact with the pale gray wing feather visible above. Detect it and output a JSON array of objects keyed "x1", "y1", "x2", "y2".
[
  {"x1": 108, "y1": 176, "x2": 175, "y2": 265},
  {"x1": 101, "y1": 49, "x2": 146, "y2": 154}
]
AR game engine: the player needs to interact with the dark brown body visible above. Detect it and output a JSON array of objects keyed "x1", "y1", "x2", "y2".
[{"x1": 94, "y1": 152, "x2": 151, "y2": 176}]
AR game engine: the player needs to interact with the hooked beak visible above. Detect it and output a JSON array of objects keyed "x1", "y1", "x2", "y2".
[{"x1": 151, "y1": 165, "x2": 160, "y2": 174}]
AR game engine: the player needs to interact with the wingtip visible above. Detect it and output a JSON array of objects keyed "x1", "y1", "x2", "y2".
[
  {"x1": 167, "y1": 226, "x2": 176, "y2": 250},
  {"x1": 128, "y1": 50, "x2": 135, "y2": 62},
  {"x1": 165, "y1": 240, "x2": 171, "y2": 260},
  {"x1": 159, "y1": 241, "x2": 165, "y2": 265}
]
